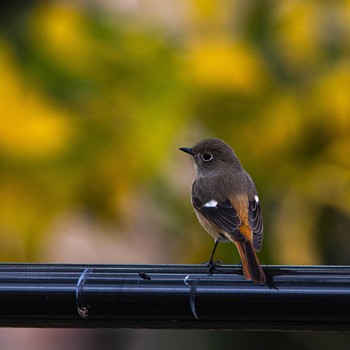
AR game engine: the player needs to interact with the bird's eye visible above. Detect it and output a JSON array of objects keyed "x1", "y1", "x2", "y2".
[{"x1": 201, "y1": 152, "x2": 213, "y2": 162}]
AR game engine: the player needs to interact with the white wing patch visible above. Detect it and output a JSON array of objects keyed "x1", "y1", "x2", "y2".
[
  {"x1": 254, "y1": 195, "x2": 259, "y2": 204},
  {"x1": 203, "y1": 200, "x2": 218, "y2": 208}
]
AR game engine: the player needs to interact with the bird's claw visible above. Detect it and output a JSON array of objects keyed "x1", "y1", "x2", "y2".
[{"x1": 202, "y1": 260, "x2": 223, "y2": 275}]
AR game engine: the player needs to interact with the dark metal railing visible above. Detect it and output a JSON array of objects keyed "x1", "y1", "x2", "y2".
[{"x1": 0, "y1": 263, "x2": 349, "y2": 330}]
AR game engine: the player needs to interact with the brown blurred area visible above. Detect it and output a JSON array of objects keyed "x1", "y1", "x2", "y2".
[{"x1": 1, "y1": 1, "x2": 350, "y2": 349}]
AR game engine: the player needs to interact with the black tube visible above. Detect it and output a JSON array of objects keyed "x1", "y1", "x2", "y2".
[{"x1": 0, "y1": 264, "x2": 349, "y2": 330}]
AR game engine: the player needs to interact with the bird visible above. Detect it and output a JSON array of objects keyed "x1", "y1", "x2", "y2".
[{"x1": 179, "y1": 138, "x2": 266, "y2": 284}]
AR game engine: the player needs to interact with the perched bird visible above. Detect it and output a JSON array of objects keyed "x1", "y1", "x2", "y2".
[{"x1": 180, "y1": 138, "x2": 266, "y2": 284}]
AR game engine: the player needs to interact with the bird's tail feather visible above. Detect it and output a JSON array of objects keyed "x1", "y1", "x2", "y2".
[{"x1": 236, "y1": 241, "x2": 266, "y2": 284}]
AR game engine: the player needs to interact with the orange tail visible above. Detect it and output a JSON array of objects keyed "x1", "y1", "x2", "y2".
[{"x1": 236, "y1": 241, "x2": 266, "y2": 284}]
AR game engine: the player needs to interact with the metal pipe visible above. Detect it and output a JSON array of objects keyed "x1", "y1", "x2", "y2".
[{"x1": 0, "y1": 264, "x2": 349, "y2": 330}]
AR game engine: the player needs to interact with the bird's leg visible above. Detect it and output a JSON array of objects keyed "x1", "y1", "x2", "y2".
[{"x1": 203, "y1": 240, "x2": 222, "y2": 275}]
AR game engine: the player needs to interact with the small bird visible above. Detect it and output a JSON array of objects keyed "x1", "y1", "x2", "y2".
[{"x1": 180, "y1": 138, "x2": 266, "y2": 284}]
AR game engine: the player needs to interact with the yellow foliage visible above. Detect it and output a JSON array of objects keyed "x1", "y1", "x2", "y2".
[
  {"x1": 303, "y1": 163, "x2": 350, "y2": 212},
  {"x1": 30, "y1": 2, "x2": 93, "y2": 74},
  {"x1": 273, "y1": 2, "x2": 322, "y2": 69},
  {"x1": 187, "y1": 38, "x2": 268, "y2": 93},
  {"x1": 325, "y1": 138, "x2": 350, "y2": 167},
  {"x1": 0, "y1": 41, "x2": 72, "y2": 159},
  {"x1": 311, "y1": 62, "x2": 350, "y2": 132},
  {"x1": 271, "y1": 190, "x2": 321, "y2": 264},
  {"x1": 191, "y1": 0, "x2": 231, "y2": 24},
  {"x1": 254, "y1": 94, "x2": 301, "y2": 158}
]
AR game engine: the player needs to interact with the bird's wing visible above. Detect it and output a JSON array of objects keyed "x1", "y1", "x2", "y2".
[
  {"x1": 248, "y1": 197, "x2": 263, "y2": 251},
  {"x1": 192, "y1": 195, "x2": 243, "y2": 241}
]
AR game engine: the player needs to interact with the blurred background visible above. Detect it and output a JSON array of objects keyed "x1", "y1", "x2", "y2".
[{"x1": 1, "y1": 0, "x2": 350, "y2": 349}]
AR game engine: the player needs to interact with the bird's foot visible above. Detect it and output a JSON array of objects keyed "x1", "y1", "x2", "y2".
[{"x1": 202, "y1": 260, "x2": 223, "y2": 275}]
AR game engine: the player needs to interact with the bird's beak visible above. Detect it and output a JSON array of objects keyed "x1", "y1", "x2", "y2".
[{"x1": 179, "y1": 147, "x2": 194, "y2": 155}]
